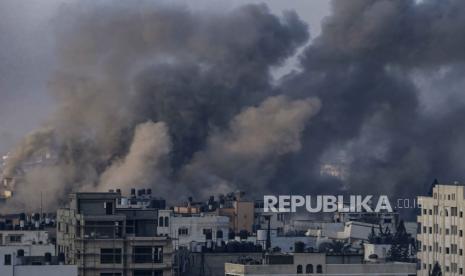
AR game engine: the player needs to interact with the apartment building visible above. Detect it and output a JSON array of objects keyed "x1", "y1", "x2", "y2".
[
  {"x1": 157, "y1": 209, "x2": 230, "y2": 250},
  {"x1": 417, "y1": 183, "x2": 465, "y2": 276},
  {"x1": 57, "y1": 192, "x2": 173, "y2": 276},
  {"x1": 173, "y1": 192, "x2": 254, "y2": 235}
]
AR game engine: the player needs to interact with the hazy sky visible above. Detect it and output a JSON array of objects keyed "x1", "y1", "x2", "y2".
[{"x1": 0, "y1": 0, "x2": 330, "y2": 154}]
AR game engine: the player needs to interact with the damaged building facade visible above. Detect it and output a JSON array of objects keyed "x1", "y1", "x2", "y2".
[{"x1": 57, "y1": 191, "x2": 173, "y2": 276}]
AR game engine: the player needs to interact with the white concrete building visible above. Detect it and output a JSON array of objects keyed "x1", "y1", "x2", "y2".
[
  {"x1": 0, "y1": 229, "x2": 55, "y2": 271},
  {"x1": 417, "y1": 183, "x2": 465, "y2": 276},
  {"x1": 0, "y1": 230, "x2": 74, "y2": 276},
  {"x1": 169, "y1": 214, "x2": 230, "y2": 250},
  {"x1": 157, "y1": 209, "x2": 172, "y2": 236},
  {"x1": 0, "y1": 230, "x2": 50, "y2": 246},
  {"x1": 304, "y1": 221, "x2": 384, "y2": 250}
]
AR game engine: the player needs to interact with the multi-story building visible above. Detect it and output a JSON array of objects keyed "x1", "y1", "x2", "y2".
[
  {"x1": 253, "y1": 200, "x2": 288, "y2": 234},
  {"x1": 0, "y1": 229, "x2": 56, "y2": 264},
  {"x1": 0, "y1": 212, "x2": 75, "y2": 275},
  {"x1": 417, "y1": 183, "x2": 465, "y2": 276},
  {"x1": 157, "y1": 210, "x2": 229, "y2": 250},
  {"x1": 172, "y1": 192, "x2": 254, "y2": 235},
  {"x1": 57, "y1": 191, "x2": 173, "y2": 276}
]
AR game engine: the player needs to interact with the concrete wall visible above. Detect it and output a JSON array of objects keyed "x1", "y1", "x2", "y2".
[
  {"x1": 326, "y1": 263, "x2": 416, "y2": 275},
  {"x1": 189, "y1": 252, "x2": 262, "y2": 276},
  {"x1": 0, "y1": 244, "x2": 56, "y2": 267},
  {"x1": 225, "y1": 262, "x2": 416, "y2": 275},
  {"x1": 364, "y1": 243, "x2": 391, "y2": 261},
  {"x1": 0, "y1": 230, "x2": 49, "y2": 245},
  {"x1": 0, "y1": 265, "x2": 77, "y2": 276},
  {"x1": 170, "y1": 215, "x2": 229, "y2": 249},
  {"x1": 234, "y1": 202, "x2": 254, "y2": 234}
]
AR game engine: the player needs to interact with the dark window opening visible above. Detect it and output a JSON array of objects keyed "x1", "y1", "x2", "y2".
[
  {"x1": 100, "y1": 248, "x2": 122, "y2": 264},
  {"x1": 133, "y1": 246, "x2": 163, "y2": 263}
]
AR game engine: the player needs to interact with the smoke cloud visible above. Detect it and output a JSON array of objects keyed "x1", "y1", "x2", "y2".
[
  {"x1": 4, "y1": 0, "x2": 465, "y2": 212},
  {"x1": 1, "y1": 2, "x2": 309, "y2": 210},
  {"x1": 181, "y1": 96, "x2": 321, "y2": 196},
  {"x1": 99, "y1": 121, "x2": 171, "y2": 193}
]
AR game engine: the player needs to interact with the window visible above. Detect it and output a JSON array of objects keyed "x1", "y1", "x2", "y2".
[
  {"x1": 446, "y1": 247, "x2": 450, "y2": 254},
  {"x1": 434, "y1": 206, "x2": 438, "y2": 215},
  {"x1": 164, "y1": 217, "x2": 169, "y2": 227},
  {"x1": 4, "y1": 254, "x2": 11, "y2": 265},
  {"x1": 460, "y1": 249, "x2": 463, "y2": 256},
  {"x1": 317, "y1": 264, "x2": 323, "y2": 273},
  {"x1": 216, "y1": 230, "x2": 223, "y2": 239},
  {"x1": 460, "y1": 268, "x2": 463, "y2": 275},
  {"x1": 452, "y1": 207, "x2": 458, "y2": 216},
  {"x1": 297, "y1": 265, "x2": 303, "y2": 274},
  {"x1": 178, "y1": 228, "x2": 188, "y2": 236},
  {"x1": 460, "y1": 230, "x2": 463, "y2": 237},
  {"x1": 100, "y1": 248, "x2": 122, "y2": 264},
  {"x1": 133, "y1": 270, "x2": 163, "y2": 276},
  {"x1": 423, "y1": 209, "x2": 427, "y2": 215},
  {"x1": 429, "y1": 209, "x2": 433, "y2": 215},
  {"x1": 8, "y1": 235, "x2": 21, "y2": 243},
  {"x1": 105, "y1": 201, "x2": 113, "y2": 215},
  {"x1": 306, "y1": 264, "x2": 313, "y2": 273},
  {"x1": 133, "y1": 246, "x2": 163, "y2": 263},
  {"x1": 158, "y1": 217, "x2": 164, "y2": 227},
  {"x1": 76, "y1": 220, "x2": 81, "y2": 238},
  {"x1": 452, "y1": 244, "x2": 458, "y2": 254}
]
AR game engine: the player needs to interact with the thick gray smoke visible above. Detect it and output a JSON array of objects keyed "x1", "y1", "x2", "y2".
[
  {"x1": 98, "y1": 121, "x2": 171, "y2": 193},
  {"x1": 4, "y1": 0, "x2": 465, "y2": 211},
  {"x1": 275, "y1": 0, "x2": 465, "y2": 198},
  {"x1": 2, "y1": 2, "x2": 309, "y2": 210},
  {"x1": 181, "y1": 96, "x2": 321, "y2": 196}
]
